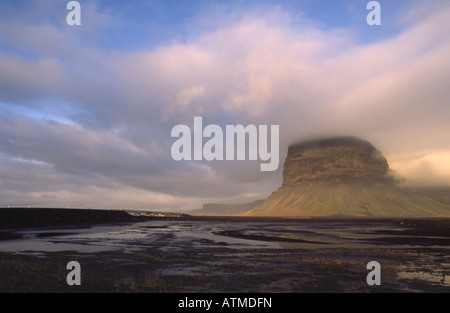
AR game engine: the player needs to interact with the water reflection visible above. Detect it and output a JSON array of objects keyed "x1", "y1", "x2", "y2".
[{"x1": 0, "y1": 219, "x2": 449, "y2": 254}]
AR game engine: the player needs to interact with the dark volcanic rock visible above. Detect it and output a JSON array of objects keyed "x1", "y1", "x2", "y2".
[{"x1": 0, "y1": 208, "x2": 142, "y2": 229}]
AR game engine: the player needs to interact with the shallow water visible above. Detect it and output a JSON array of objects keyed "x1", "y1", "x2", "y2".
[{"x1": 0, "y1": 219, "x2": 448, "y2": 254}]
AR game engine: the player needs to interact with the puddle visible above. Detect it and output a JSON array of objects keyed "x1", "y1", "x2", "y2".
[{"x1": 398, "y1": 270, "x2": 450, "y2": 287}]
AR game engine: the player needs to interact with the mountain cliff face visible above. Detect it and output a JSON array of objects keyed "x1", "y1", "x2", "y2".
[
  {"x1": 282, "y1": 137, "x2": 392, "y2": 186},
  {"x1": 242, "y1": 137, "x2": 450, "y2": 217}
]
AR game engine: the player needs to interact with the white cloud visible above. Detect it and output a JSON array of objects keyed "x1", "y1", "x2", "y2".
[{"x1": 390, "y1": 151, "x2": 450, "y2": 188}]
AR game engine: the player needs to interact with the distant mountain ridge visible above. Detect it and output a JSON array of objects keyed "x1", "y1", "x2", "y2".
[
  {"x1": 242, "y1": 137, "x2": 450, "y2": 217},
  {"x1": 190, "y1": 200, "x2": 264, "y2": 216}
]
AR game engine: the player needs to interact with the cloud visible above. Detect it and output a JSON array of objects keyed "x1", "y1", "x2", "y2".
[
  {"x1": 390, "y1": 152, "x2": 450, "y2": 188},
  {"x1": 0, "y1": 56, "x2": 65, "y2": 103},
  {"x1": 1, "y1": 1, "x2": 450, "y2": 210}
]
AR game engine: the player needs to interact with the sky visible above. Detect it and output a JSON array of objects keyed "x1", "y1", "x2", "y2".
[{"x1": 1, "y1": 0, "x2": 450, "y2": 211}]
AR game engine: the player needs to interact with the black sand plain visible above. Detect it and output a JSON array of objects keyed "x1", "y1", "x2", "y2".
[{"x1": 0, "y1": 208, "x2": 449, "y2": 293}]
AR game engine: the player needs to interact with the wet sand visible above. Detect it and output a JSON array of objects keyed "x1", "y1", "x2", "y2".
[
  {"x1": 0, "y1": 242, "x2": 448, "y2": 293},
  {"x1": 0, "y1": 208, "x2": 449, "y2": 293}
]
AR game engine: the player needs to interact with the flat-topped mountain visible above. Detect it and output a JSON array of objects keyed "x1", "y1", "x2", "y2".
[
  {"x1": 242, "y1": 137, "x2": 450, "y2": 217},
  {"x1": 282, "y1": 137, "x2": 392, "y2": 186}
]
